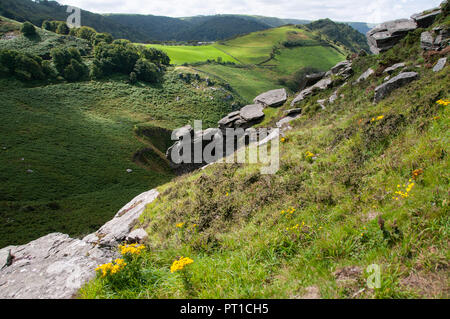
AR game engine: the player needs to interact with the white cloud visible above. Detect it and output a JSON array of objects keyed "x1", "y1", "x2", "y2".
[{"x1": 57, "y1": 0, "x2": 443, "y2": 23}]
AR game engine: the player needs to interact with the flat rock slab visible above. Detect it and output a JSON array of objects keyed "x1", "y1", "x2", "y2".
[
  {"x1": 253, "y1": 88, "x2": 287, "y2": 107},
  {"x1": 239, "y1": 104, "x2": 265, "y2": 121},
  {"x1": 411, "y1": 8, "x2": 441, "y2": 28},
  {"x1": 0, "y1": 189, "x2": 159, "y2": 299},
  {"x1": 367, "y1": 19, "x2": 417, "y2": 54},
  {"x1": 374, "y1": 72, "x2": 418, "y2": 103},
  {"x1": 383, "y1": 62, "x2": 406, "y2": 74},
  {"x1": 356, "y1": 68, "x2": 374, "y2": 83}
]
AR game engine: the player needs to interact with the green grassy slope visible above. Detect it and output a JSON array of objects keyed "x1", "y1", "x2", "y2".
[
  {"x1": 80, "y1": 25, "x2": 449, "y2": 299},
  {"x1": 147, "y1": 25, "x2": 346, "y2": 102},
  {"x1": 0, "y1": 70, "x2": 239, "y2": 248}
]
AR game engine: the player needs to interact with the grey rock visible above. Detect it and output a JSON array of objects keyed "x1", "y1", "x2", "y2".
[
  {"x1": 329, "y1": 90, "x2": 338, "y2": 104},
  {"x1": 291, "y1": 77, "x2": 333, "y2": 106},
  {"x1": 276, "y1": 114, "x2": 301, "y2": 129},
  {"x1": 253, "y1": 88, "x2": 287, "y2": 107},
  {"x1": 283, "y1": 108, "x2": 302, "y2": 116},
  {"x1": 125, "y1": 228, "x2": 148, "y2": 244},
  {"x1": 84, "y1": 189, "x2": 159, "y2": 248},
  {"x1": 384, "y1": 62, "x2": 406, "y2": 74},
  {"x1": 331, "y1": 61, "x2": 351, "y2": 74},
  {"x1": 240, "y1": 104, "x2": 265, "y2": 121},
  {"x1": 420, "y1": 31, "x2": 434, "y2": 50},
  {"x1": 374, "y1": 72, "x2": 418, "y2": 103},
  {"x1": 126, "y1": 169, "x2": 133, "y2": 173},
  {"x1": 173, "y1": 124, "x2": 193, "y2": 140},
  {"x1": 367, "y1": 19, "x2": 417, "y2": 54},
  {"x1": 356, "y1": 68, "x2": 374, "y2": 83},
  {"x1": 433, "y1": 57, "x2": 447, "y2": 72},
  {"x1": 411, "y1": 8, "x2": 441, "y2": 28},
  {"x1": 317, "y1": 99, "x2": 326, "y2": 110}
]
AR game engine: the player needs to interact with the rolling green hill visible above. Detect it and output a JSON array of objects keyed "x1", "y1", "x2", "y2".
[
  {"x1": 81, "y1": 11, "x2": 450, "y2": 298},
  {"x1": 145, "y1": 25, "x2": 347, "y2": 101}
]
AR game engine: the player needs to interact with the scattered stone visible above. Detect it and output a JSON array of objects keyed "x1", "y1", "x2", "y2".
[
  {"x1": 331, "y1": 61, "x2": 351, "y2": 74},
  {"x1": 317, "y1": 99, "x2": 326, "y2": 110},
  {"x1": 367, "y1": 19, "x2": 417, "y2": 54},
  {"x1": 329, "y1": 90, "x2": 338, "y2": 104},
  {"x1": 291, "y1": 77, "x2": 332, "y2": 106},
  {"x1": 383, "y1": 62, "x2": 406, "y2": 74},
  {"x1": 276, "y1": 114, "x2": 301, "y2": 129},
  {"x1": 26, "y1": 169, "x2": 33, "y2": 173},
  {"x1": 253, "y1": 88, "x2": 287, "y2": 108},
  {"x1": 433, "y1": 57, "x2": 447, "y2": 72},
  {"x1": 374, "y1": 72, "x2": 418, "y2": 103},
  {"x1": 356, "y1": 68, "x2": 374, "y2": 83},
  {"x1": 126, "y1": 169, "x2": 133, "y2": 173}
]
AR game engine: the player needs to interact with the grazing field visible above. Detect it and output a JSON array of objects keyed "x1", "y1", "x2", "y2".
[
  {"x1": 0, "y1": 71, "x2": 238, "y2": 248},
  {"x1": 143, "y1": 44, "x2": 239, "y2": 65},
  {"x1": 143, "y1": 25, "x2": 346, "y2": 101}
]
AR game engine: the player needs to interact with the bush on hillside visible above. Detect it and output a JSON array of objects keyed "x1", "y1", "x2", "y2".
[
  {"x1": 50, "y1": 47, "x2": 87, "y2": 81},
  {"x1": 133, "y1": 59, "x2": 161, "y2": 83},
  {"x1": 277, "y1": 66, "x2": 321, "y2": 92},
  {"x1": 21, "y1": 22, "x2": 36, "y2": 37},
  {"x1": 42, "y1": 20, "x2": 70, "y2": 35},
  {"x1": 0, "y1": 49, "x2": 47, "y2": 81},
  {"x1": 63, "y1": 58, "x2": 88, "y2": 82}
]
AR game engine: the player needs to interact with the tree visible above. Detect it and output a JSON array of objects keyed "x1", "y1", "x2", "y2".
[
  {"x1": 63, "y1": 59, "x2": 87, "y2": 82},
  {"x1": 56, "y1": 22, "x2": 70, "y2": 35},
  {"x1": 133, "y1": 59, "x2": 161, "y2": 83},
  {"x1": 21, "y1": 22, "x2": 36, "y2": 37}
]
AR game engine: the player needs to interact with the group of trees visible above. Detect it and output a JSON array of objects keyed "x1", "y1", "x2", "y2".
[
  {"x1": 0, "y1": 49, "x2": 55, "y2": 81},
  {"x1": 91, "y1": 40, "x2": 170, "y2": 83},
  {"x1": 42, "y1": 20, "x2": 69, "y2": 35},
  {"x1": 1, "y1": 21, "x2": 170, "y2": 84}
]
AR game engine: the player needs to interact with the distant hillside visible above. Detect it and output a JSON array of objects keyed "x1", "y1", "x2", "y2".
[
  {"x1": 306, "y1": 19, "x2": 370, "y2": 53},
  {"x1": 0, "y1": 0, "x2": 147, "y2": 41},
  {"x1": 0, "y1": 0, "x2": 371, "y2": 44}
]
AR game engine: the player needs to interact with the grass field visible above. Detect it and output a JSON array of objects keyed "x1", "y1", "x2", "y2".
[
  {"x1": 143, "y1": 26, "x2": 346, "y2": 102},
  {"x1": 143, "y1": 44, "x2": 239, "y2": 65},
  {"x1": 0, "y1": 71, "x2": 239, "y2": 248}
]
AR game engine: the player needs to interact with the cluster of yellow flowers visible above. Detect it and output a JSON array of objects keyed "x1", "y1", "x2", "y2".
[
  {"x1": 305, "y1": 151, "x2": 315, "y2": 158},
  {"x1": 170, "y1": 256, "x2": 194, "y2": 273},
  {"x1": 285, "y1": 221, "x2": 305, "y2": 232},
  {"x1": 393, "y1": 180, "x2": 415, "y2": 200},
  {"x1": 436, "y1": 99, "x2": 450, "y2": 106},
  {"x1": 280, "y1": 137, "x2": 286, "y2": 143},
  {"x1": 176, "y1": 222, "x2": 185, "y2": 228},
  {"x1": 95, "y1": 258, "x2": 127, "y2": 278},
  {"x1": 280, "y1": 207, "x2": 296, "y2": 216},
  {"x1": 370, "y1": 115, "x2": 384, "y2": 122},
  {"x1": 118, "y1": 243, "x2": 146, "y2": 255}
]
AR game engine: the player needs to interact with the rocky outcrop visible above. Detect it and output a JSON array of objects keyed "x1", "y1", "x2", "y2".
[
  {"x1": 367, "y1": 19, "x2": 417, "y2": 54},
  {"x1": 411, "y1": 8, "x2": 442, "y2": 28},
  {"x1": 291, "y1": 60, "x2": 352, "y2": 106},
  {"x1": 374, "y1": 72, "x2": 418, "y2": 103},
  {"x1": 0, "y1": 189, "x2": 159, "y2": 299},
  {"x1": 253, "y1": 88, "x2": 287, "y2": 107},
  {"x1": 421, "y1": 27, "x2": 450, "y2": 51}
]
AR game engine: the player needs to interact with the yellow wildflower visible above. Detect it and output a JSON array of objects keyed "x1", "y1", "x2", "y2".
[{"x1": 170, "y1": 256, "x2": 194, "y2": 273}]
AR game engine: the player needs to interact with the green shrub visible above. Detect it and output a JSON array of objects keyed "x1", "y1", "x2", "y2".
[
  {"x1": 134, "y1": 59, "x2": 161, "y2": 83},
  {"x1": 20, "y1": 22, "x2": 36, "y2": 37}
]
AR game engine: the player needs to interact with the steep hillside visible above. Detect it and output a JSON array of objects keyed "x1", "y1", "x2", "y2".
[
  {"x1": 80, "y1": 8, "x2": 449, "y2": 299},
  {"x1": 305, "y1": 19, "x2": 370, "y2": 53}
]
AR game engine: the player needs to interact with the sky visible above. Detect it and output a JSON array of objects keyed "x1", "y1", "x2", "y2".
[{"x1": 57, "y1": 0, "x2": 443, "y2": 23}]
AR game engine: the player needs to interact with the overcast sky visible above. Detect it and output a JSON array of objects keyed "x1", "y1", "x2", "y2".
[{"x1": 57, "y1": 0, "x2": 443, "y2": 23}]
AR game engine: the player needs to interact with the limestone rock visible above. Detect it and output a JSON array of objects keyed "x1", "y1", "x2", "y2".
[
  {"x1": 291, "y1": 77, "x2": 332, "y2": 106},
  {"x1": 283, "y1": 108, "x2": 302, "y2": 116},
  {"x1": 253, "y1": 88, "x2": 287, "y2": 108},
  {"x1": 433, "y1": 57, "x2": 447, "y2": 72},
  {"x1": 374, "y1": 72, "x2": 418, "y2": 103}
]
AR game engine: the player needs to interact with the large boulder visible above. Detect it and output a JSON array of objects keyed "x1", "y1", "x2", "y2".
[
  {"x1": 253, "y1": 88, "x2": 287, "y2": 107},
  {"x1": 0, "y1": 188, "x2": 159, "y2": 299},
  {"x1": 239, "y1": 104, "x2": 265, "y2": 122},
  {"x1": 433, "y1": 57, "x2": 447, "y2": 72},
  {"x1": 411, "y1": 8, "x2": 442, "y2": 28},
  {"x1": 291, "y1": 77, "x2": 333, "y2": 106},
  {"x1": 374, "y1": 72, "x2": 418, "y2": 103},
  {"x1": 421, "y1": 31, "x2": 435, "y2": 50},
  {"x1": 367, "y1": 19, "x2": 417, "y2": 54}
]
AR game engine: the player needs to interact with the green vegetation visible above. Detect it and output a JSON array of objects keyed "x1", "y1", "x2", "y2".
[
  {"x1": 81, "y1": 23, "x2": 449, "y2": 299},
  {"x1": 143, "y1": 44, "x2": 238, "y2": 65}
]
